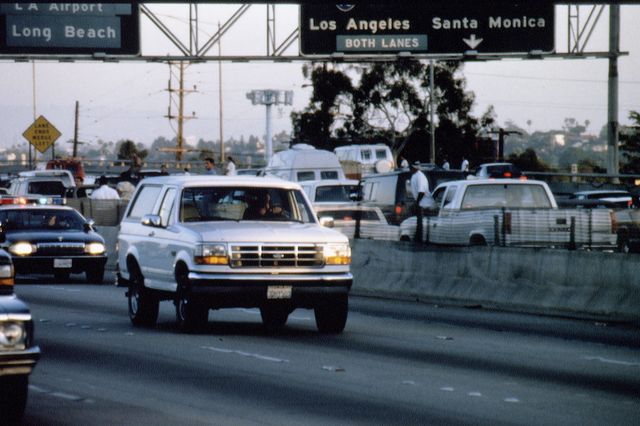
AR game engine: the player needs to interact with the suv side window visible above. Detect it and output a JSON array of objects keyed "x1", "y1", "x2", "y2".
[{"x1": 128, "y1": 185, "x2": 162, "y2": 219}]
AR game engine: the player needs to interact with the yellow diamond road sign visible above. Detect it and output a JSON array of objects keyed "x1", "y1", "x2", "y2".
[{"x1": 23, "y1": 115, "x2": 62, "y2": 154}]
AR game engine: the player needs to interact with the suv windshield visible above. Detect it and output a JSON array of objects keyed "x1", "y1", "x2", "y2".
[{"x1": 180, "y1": 186, "x2": 315, "y2": 223}]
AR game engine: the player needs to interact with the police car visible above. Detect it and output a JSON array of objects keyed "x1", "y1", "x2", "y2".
[{"x1": 0, "y1": 197, "x2": 107, "y2": 283}]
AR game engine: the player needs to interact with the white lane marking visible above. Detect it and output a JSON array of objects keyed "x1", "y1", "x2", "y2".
[
  {"x1": 51, "y1": 392, "x2": 83, "y2": 401},
  {"x1": 322, "y1": 365, "x2": 345, "y2": 372},
  {"x1": 504, "y1": 397, "x2": 520, "y2": 403},
  {"x1": 583, "y1": 356, "x2": 640, "y2": 367},
  {"x1": 440, "y1": 387, "x2": 455, "y2": 392},
  {"x1": 202, "y1": 346, "x2": 289, "y2": 363},
  {"x1": 402, "y1": 380, "x2": 418, "y2": 386},
  {"x1": 468, "y1": 392, "x2": 482, "y2": 397},
  {"x1": 29, "y1": 385, "x2": 49, "y2": 393}
]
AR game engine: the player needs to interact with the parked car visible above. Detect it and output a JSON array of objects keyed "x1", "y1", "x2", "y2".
[
  {"x1": 400, "y1": 179, "x2": 617, "y2": 249},
  {"x1": 117, "y1": 175, "x2": 352, "y2": 333},
  {"x1": 468, "y1": 162, "x2": 523, "y2": 180},
  {"x1": 7, "y1": 170, "x2": 76, "y2": 198},
  {"x1": 0, "y1": 249, "x2": 40, "y2": 422},
  {"x1": 359, "y1": 168, "x2": 466, "y2": 224},
  {"x1": 299, "y1": 179, "x2": 360, "y2": 204},
  {"x1": 0, "y1": 202, "x2": 107, "y2": 282},
  {"x1": 315, "y1": 204, "x2": 400, "y2": 241},
  {"x1": 565, "y1": 190, "x2": 633, "y2": 209},
  {"x1": 614, "y1": 208, "x2": 640, "y2": 253}
]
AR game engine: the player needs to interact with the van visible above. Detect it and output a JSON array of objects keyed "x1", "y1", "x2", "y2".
[
  {"x1": 263, "y1": 144, "x2": 346, "y2": 182},
  {"x1": 334, "y1": 144, "x2": 395, "y2": 178}
]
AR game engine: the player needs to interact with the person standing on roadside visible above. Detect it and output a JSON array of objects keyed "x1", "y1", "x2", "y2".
[
  {"x1": 204, "y1": 157, "x2": 217, "y2": 175},
  {"x1": 461, "y1": 156, "x2": 469, "y2": 172},
  {"x1": 225, "y1": 156, "x2": 237, "y2": 176},
  {"x1": 410, "y1": 161, "x2": 435, "y2": 242},
  {"x1": 91, "y1": 176, "x2": 120, "y2": 200}
]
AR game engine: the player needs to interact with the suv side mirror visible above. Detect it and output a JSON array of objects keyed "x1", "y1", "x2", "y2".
[{"x1": 141, "y1": 214, "x2": 162, "y2": 228}]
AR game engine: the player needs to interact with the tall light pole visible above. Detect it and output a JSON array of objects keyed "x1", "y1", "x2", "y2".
[{"x1": 246, "y1": 89, "x2": 293, "y2": 163}]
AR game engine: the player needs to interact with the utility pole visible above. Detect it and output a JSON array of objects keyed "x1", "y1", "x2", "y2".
[
  {"x1": 607, "y1": 5, "x2": 620, "y2": 175},
  {"x1": 73, "y1": 100, "x2": 79, "y2": 157},
  {"x1": 218, "y1": 22, "x2": 224, "y2": 163},
  {"x1": 166, "y1": 61, "x2": 197, "y2": 162}
]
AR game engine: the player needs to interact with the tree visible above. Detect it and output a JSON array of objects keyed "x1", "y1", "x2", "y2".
[
  {"x1": 117, "y1": 139, "x2": 148, "y2": 161},
  {"x1": 291, "y1": 60, "x2": 485, "y2": 167},
  {"x1": 507, "y1": 148, "x2": 550, "y2": 172},
  {"x1": 620, "y1": 111, "x2": 640, "y2": 174}
]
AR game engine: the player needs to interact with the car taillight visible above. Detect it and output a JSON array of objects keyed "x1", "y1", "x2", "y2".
[
  {"x1": 504, "y1": 172, "x2": 512, "y2": 178},
  {"x1": 395, "y1": 204, "x2": 403, "y2": 215}
]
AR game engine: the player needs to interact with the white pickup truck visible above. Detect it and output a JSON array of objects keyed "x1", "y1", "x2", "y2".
[
  {"x1": 400, "y1": 179, "x2": 617, "y2": 249},
  {"x1": 117, "y1": 175, "x2": 352, "y2": 333}
]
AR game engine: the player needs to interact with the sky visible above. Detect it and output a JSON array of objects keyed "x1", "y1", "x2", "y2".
[{"x1": 1, "y1": 3, "x2": 639, "y2": 157}]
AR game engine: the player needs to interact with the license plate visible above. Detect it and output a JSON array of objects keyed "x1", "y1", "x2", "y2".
[
  {"x1": 54, "y1": 258, "x2": 72, "y2": 268},
  {"x1": 267, "y1": 286, "x2": 292, "y2": 299}
]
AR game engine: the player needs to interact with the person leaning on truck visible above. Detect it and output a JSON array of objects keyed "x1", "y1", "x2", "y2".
[{"x1": 410, "y1": 161, "x2": 436, "y2": 242}]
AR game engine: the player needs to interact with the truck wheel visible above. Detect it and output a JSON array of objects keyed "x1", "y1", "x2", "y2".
[
  {"x1": 175, "y1": 266, "x2": 208, "y2": 333},
  {"x1": 617, "y1": 234, "x2": 631, "y2": 254},
  {"x1": 128, "y1": 267, "x2": 159, "y2": 327},
  {"x1": 469, "y1": 235, "x2": 487, "y2": 246},
  {"x1": 314, "y1": 295, "x2": 348, "y2": 334},
  {"x1": 260, "y1": 304, "x2": 289, "y2": 333},
  {"x1": 86, "y1": 267, "x2": 105, "y2": 284},
  {"x1": 0, "y1": 375, "x2": 28, "y2": 423}
]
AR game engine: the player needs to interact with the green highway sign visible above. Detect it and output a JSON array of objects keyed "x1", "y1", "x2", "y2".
[
  {"x1": 0, "y1": 3, "x2": 139, "y2": 55},
  {"x1": 300, "y1": 2, "x2": 555, "y2": 56}
]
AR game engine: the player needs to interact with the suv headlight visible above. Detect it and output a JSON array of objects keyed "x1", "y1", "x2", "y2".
[
  {"x1": 324, "y1": 243, "x2": 351, "y2": 265},
  {"x1": 0, "y1": 321, "x2": 27, "y2": 350},
  {"x1": 9, "y1": 242, "x2": 36, "y2": 256},
  {"x1": 85, "y1": 242, "x2": 106, "y2": 255},
  {"x1": 195, "y1": 243, "x2": 229, "y2": 265}
]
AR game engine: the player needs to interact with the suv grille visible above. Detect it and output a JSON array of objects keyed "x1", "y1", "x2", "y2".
[
  {"x1": 230, "y1": 244, "x2": 324, "y2": 268},
  {"x1": 36, "y1": 242, "x2": 85, "y2": 255}
]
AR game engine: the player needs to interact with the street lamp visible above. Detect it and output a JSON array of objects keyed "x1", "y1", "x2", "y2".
[{"x1": 246, "y1": 89, "x2": 293, "y2": 163}]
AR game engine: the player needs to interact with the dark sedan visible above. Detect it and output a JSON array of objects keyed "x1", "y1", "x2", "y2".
[
  {"x1": 0, "y1": 249, "x2": 40, "y2": 422},
  {"x1": 0, "y1": 204, "x2": 107, "y2": 283}
]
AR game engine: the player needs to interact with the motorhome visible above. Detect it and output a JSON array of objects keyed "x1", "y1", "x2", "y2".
[
  {"x1": 263, "y1": 144, "x2": 346, "y2": 182},
  {"x1": 334, "y1": 144, "x2": 395, "y2": 178}
]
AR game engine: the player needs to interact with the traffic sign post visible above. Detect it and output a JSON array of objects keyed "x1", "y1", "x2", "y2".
[
  {"x1": 0, "y1": 3, "x2": 139, "y2": 55},
  {"x1": 300, "y1": 2, "x2": 554, "y2": 56},
  {"x1": 23, "y1": 115, "x2": 62, "y2": 154}
]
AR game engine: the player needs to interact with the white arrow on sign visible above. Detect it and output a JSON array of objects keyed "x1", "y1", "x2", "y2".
[{"x1": 463, "y1": 34, "x2": 483, "y2": 49}]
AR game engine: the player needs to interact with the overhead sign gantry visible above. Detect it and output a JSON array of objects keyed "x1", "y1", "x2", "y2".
[{"x1": 300, "y1": 2, "x2": 555, "y2": 56}]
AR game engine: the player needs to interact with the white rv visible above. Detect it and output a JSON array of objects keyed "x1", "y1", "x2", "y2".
[
  {"x1": 334, "y1": 144, "x2": 395, "y2": 177},
  {"x1": 263, "y1": 144, "x2": 346, "y2": 182}
]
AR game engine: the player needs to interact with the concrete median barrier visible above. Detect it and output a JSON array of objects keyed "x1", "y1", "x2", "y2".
[{"x1": 351, "y1": 239, "x2": 640, "y2": 321}]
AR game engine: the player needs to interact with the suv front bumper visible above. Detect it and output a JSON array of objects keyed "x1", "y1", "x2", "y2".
[{"x1": 186, "y1": 272, "x2": 353, "y2": 308}]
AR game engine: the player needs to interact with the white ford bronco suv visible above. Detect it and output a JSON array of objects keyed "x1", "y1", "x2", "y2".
[{"x1": 117, "y1": 175, "x2": 352, "y2": 333}]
